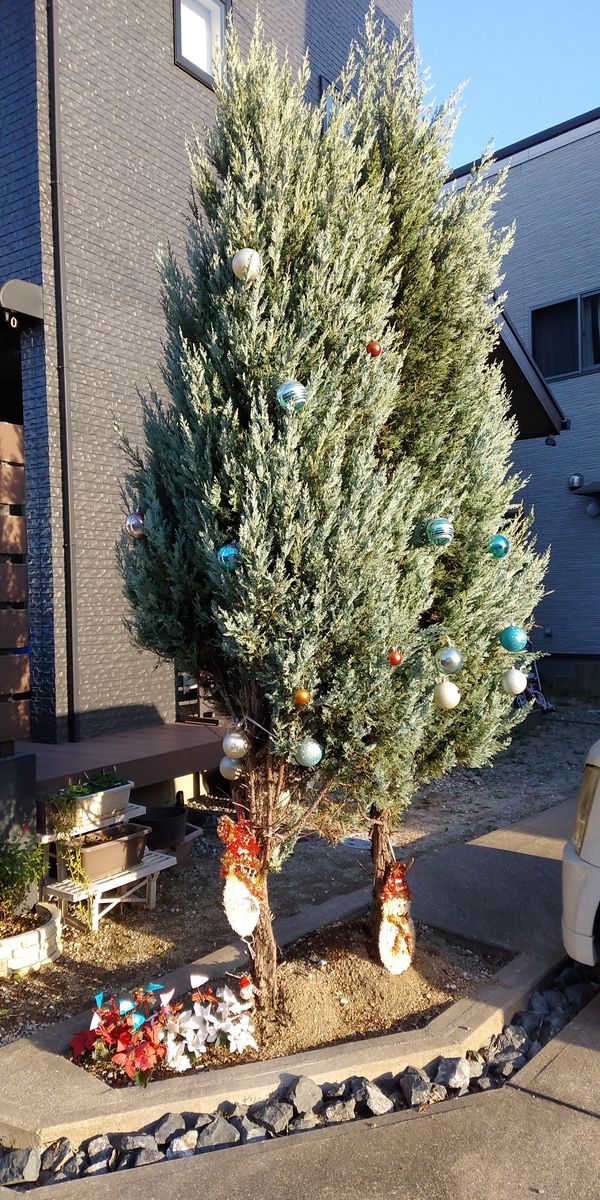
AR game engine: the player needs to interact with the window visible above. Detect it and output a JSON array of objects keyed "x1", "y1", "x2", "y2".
[
  {"x1": 174, "y1": 0, "x2": 226, "y2": 88},
  {"x1": 582, "y1": 292, "x2": 600, "y2": 371},
  {"x1": 532, "y1": 299, "x2": 578, "y2": 378}
]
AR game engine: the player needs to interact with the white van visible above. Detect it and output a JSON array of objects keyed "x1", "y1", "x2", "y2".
[{"x1": 562, "y1": 738, "x2": 600, "y2": 964}]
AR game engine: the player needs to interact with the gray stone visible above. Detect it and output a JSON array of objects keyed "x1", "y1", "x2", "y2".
[
  {"x1": 285, "y1": 1074, "x2": 323, "y2": 1115},
  {"x1": 217, "y1": 1101, "x2": 247, "y2": 1119},
  {"x1": 153, "y1": 1112, "x2": 186, "y2": 1146},
  {"x1": 512, "y1": 1010, "x2": 543, "y2": 1038},
  {"x1": 540, "y1": 1011, "x2": 569, "y2": 1044},
  {"x1": 0, "y1": 1147, "x2": 41, "y2": 1186},
  {"x1": 116, "y1": 1153, "x2": 134, "y2": 1171},
  {"x1": 490, "y1": 1046, "x2": 522, "y2": 1072},
  {"x1": 541, "y1": 988, "x2": 570, "y2": 1012},
  {"x1": 131, "y1": 1145, "x2": 166, "y2": 1168},
  {"x1": 41, "y1": 1139, "x2": 73, "y2": 1173},
  {"x1": 289, "y1": 1112, "x2": 321, "y2": 1133},
  {"x1": 118, "y1": 1132, "x2": 160, "y2": 1155},
  {"x1": 195, "y1": 1116, "x2": 240, "y2": 1152},
  {"x1": 59, "y1": 1153, "x2": 86, "y2": 1179},
  {"x1": 473, "y1": 1075, "x2": 495, "y2": 1091},
  {"x1": 565, "y1": 981, "x2": 595, "y2": 1009},
  {"x1": 434, "y1": 1056, "x2": 470, "y2": 1090},
  {"x1": 527, "y1": 1039, "x2": 543, "y2": 1059},
  {"x1": 503, "y1": 1024, "x2": 530, "y2": 1051},
  {"x1": 468, "y1": 1058, "x2": 484, "y2": 1080},
  {"x1": 350, "y1": 1077, "x2": 395, "y2": 1116},
  {"x1": 430, "y1": 1083, "x2": 447, "y2": 1102},
  {"x1": 84, "y1": 1160, "x2": 110, "y2": 1176},
  {"x1": 321, "y1": 1081, "x2": 346, "y2": 1099},
  {"x1": 166, "y1": 1131, "x2": 198, "y2": 1159},
  {"x1": 231, "y1": 1116, "x2": 267, "y2": 1144},
  {"x1": 398, "y1": 1066, "x2": 432, "y2": 1108},
  {"x1": 323, "y1": 1098, "x2": 356, "y2": 1124},
  {"x1": 84, "y1": 1134, "x2": 112, "y2": 1159},
  {"x1": 528, "y1": 993, "x2": 550, "y2": 1015},
  {"x1": 247, "y1": 1100, "x2": 294, "y2": 1136},
  {"x1": 191, "y1": 1113, "x2": 215, "y2": 1132}
]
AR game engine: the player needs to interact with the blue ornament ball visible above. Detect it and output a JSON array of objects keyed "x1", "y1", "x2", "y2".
[
  {"x1": 499, "y1": 625, "x2": 528, "y2": 652},
  {"x1": 217, "y1": 544, "x2": 240, "y2": 571},
  {"x1": 294, "y1": 737, "x2": 323, "y2": 768},
  {"x1": 489, "y1": 534, "x2": 510, "y2": 559},
  {"x1": 426, "y1": 517, "x2": 454, "y2": 547},
  {"x1": 277, "y1": 379, "x2": 307, "y2": 412}
]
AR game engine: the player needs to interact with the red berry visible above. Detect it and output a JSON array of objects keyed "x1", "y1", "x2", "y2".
[
  {"x1": 388, "y1": 650, "x2": 403, "y2": 666},
  {"x1": 367, "y1": 341, "x2": 382, "y2": 357}
]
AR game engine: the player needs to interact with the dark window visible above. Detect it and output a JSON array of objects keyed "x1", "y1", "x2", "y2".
[
  {"x1": 174, "y1": 0, "x2": 226, "y2": 88},
  {"x1": 532, "y1": 299, "x2": 579, "y2": 378},
  {"x1": 581, "y1": 292, "x2": 600, "y2": 371}
]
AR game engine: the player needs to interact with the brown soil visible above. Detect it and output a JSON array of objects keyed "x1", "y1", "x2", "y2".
[
  {"x1": 81, "y1": 916, "x2": 503, "y2": 1087},
  {"x1": 0, "y1": 911, "x2": 43, "y2": 941},
  {"x1": 0, "y1": 698, "x2": 593, "y2": 1045}
]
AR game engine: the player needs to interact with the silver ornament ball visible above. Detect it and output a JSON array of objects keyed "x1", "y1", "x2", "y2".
[
  {"x1": 502, "y1": 667, "x2": 528, "y2": 695},
  {"x1": 277, "y1": 379, "x2": 307, "y2": 412},
  {"x1": 294, "y1": 737, "x2": 323, "y2": 768},
  {"x1": 125, "y1": 512, "x2": 145, "y2": 539},
  {"x1": 219, "y1": 755, "x2": 244, "y2": 781},
  {"x1": 426, "y1": 517, "x2": 454, "y2": 547},
  {"x1": 231, "y1": 248, "x2": 261, "y2": 282},
  {"x1": 222, "y1": 729, "x2": 251, "y2": 760},
  {"x1": 436, "y1": 646, "x2": 464, "y2": 674}
]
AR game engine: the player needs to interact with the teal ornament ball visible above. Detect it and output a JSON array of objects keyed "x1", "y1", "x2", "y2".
[
  {"x1": 489, "y1": 534, "x2": 510, "y2": 559},
  {"x1": 499, "y1": 625, "x2": 528, "y2": 652},
  {"x1": 294, "y1": 737, "x2": 323, "y2": 768},
  {"x1": 436, "y1": 646, "x2": 464, "y2": 674},
  {"x1": 217, "y1": 544, "x2": 240, "y2": 571},
  {"x1": 277, "y1": 379, "x2": 307, "y2": 412},
  {"x1": 426, "y1": 517, "x2": 454, "y2": 547}
]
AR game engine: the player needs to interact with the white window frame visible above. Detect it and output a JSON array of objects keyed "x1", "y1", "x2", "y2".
[{"x1": 174, "y1": 0, "x2": 228, "y2": 90}]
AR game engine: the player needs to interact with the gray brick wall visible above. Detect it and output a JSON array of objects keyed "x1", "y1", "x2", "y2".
[
  {"x1": 25, "y1": 0, "x2": 410, "y2": 740},
  {"x1": 493, "y1": 125, "x2": 600, "y2": 659}
]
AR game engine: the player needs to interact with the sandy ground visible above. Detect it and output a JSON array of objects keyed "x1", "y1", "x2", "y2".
[{"x1": 0, "y1": 698, "x2": 595, "y2": 1043}]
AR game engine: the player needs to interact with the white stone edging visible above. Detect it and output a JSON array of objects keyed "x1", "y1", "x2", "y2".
[{"x1": 0, "y1": 902, "x2": 63, "y2": 978}]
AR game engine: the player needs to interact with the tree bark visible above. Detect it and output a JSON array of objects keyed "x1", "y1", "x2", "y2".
[
  {"x1": 252, "y1": 874, "x2": 279, "y2": 1012},
  {"x1": 370, "y1": 805, "x2": 396, "y2": 937}
]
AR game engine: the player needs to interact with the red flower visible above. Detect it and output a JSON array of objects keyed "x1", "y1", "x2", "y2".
[{"x1": 70, "y1": 1029, "x2": 97, "y2": 1059}]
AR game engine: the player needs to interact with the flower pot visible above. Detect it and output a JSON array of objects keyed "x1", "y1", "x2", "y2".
[
  {"x1": 0, "y1": 902, "x2": 62, "y2": 978},
  {"x1": 37, "y1": 782, "x2": 133, "y2": 838},
  {"x1": 130, "y1": 805, "x2": 188, "y2": 849},
  {"x1": 75, "y1": 824, "x2": 149, "y2": 883}
]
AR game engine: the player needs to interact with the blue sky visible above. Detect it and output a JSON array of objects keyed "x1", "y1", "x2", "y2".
[{"x1": 414, "y1": 0, "x2": 600, "y2": 168}]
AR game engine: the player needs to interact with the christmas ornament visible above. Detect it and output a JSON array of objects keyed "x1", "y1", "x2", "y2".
[
  {"x1": 231, "y1": 248, "x2": 261, "y2": 282},
  {"x1": 436, "y1": 645, "x2": 464, "y2": 674},
  {"x1": 378, "y1": 862, "x2": 415, "y2": 976},
  {"x1": 293, "y1": 687, "x2": 311, "y2": 706},
  {"x1": 294, "y1": 737, "x2": 323, "y2": 767},
  {"x1": 433, "y1": 680, "x2": 461, "y2": 710},
  {"x1": 218, "y1": 816, "x2": 263, "y2": 938},
  {"x1": 125, "y1": 512, "x2": 144, "y2": 539},
  {"x1": 219, "y1": 755, "x2": 244, "y2": 781},
  {"x1": 489, "y1": 534, "x2": 510, "y2": 559},
  {"x1": 222, "y1": 729, "x2": 251, "y2": 760},
  {"x1": 217, "y1": 543, "x2": 240, "y2": 570},
  {"x1": 502, "y1": 667, "x2": 528, "y2": 695},
  {"x1": 499, "y1": 625, "x2": 528, "y2": 652},
  {"x1": 426, "y1": 517, "x2": 454, "y2": 547},
  {"x1": 239, "y1": 973, "x2": 254, "y2": 1002},
  {"x1": 366, "y1": 340, "x2": 382, "y2": 357},
  {"x1": 388, "y1": 650, "x2": 403, "y2": 666},
  {"x1": 223, "y1": 875, "x2": 260, "y2": 938},
  {"x1": 276, "y1": 379, "x2": 307, "y2": 412}
]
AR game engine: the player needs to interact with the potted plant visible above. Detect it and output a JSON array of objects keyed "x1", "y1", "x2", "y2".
[
  {"x1": 0, "y1": 832, "x2": 44, "y2": 932},
  {"x1": 36, "y1": 770, "x2": 133, "y2": 838},
  {"x1": 74, "y1": 823, "x2": 150, "y2": 884}
]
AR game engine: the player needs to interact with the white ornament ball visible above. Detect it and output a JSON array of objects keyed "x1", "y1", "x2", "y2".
[
  {"x1": 223, "y1": 874, "x2": 260, "y2": 938},
  {"x1": 231, "y1": 248, "x2": 261, "y2": 282},
  {"x1": 502, "y1": 667, "x2": 528, "y2": 695},
  {"x1": 433, "y1": 680, "x2": 461, "y2": 710},
  {"x1": 222, "y1": 729, "x2": 251, "y2": 760},
  {"x1": 294, "y1": 737, "x2": 323, "y2": 768},
  {"x1": 219, "y1": 755, "x2": 244, "y2": 781}
]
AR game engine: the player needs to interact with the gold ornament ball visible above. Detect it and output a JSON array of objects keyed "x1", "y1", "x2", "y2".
[
  {"x1": 231, "y1": 248, "x2": 261, "y2": 282},
  {"x1": 502, "y1": 667, "x2": 528, "y2": 695},
  {"x1": 293, "y1": 688, "x2": 311, "y2": 706},
  {"x1": 219, "y1": 755, "x2": 244, "y2": 781},
  {"x1": 433, "y1": 680, "x2": 461, "y2": 710}
]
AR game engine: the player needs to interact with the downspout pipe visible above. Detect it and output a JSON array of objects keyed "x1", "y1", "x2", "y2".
[{"x1": 46, "y1": 0, "x2": 80, "y2": 741}]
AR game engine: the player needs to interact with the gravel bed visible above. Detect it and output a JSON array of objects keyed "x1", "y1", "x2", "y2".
[{"x1": 2, "y1": 960, "x2": 598, "y2": 1190}]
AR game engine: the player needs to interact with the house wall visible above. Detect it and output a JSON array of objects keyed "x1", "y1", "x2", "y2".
[
  {"x1": 487, "y1": 120, "x2": 600, "y2": 686},
  {"x1": 22, "y1": 0, "x2": 410, "y2": 740}
]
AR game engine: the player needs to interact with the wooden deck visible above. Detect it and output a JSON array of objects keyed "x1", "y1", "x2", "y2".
[{"x1": 16, "y1": 722, "x2": 224, "y2": 792}]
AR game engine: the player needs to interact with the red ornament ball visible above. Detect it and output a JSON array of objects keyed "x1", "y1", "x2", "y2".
[
  {"x1": 388, "y1": 650, "x2": 403, "y2": 666},
  {"x1": 367, "y1": 340, "x2": 382, "y2": 358},
  {"x1": 293, "y1": 688, "x2": 311, "y2": 706}
]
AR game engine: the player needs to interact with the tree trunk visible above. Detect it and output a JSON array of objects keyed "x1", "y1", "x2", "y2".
[
  {"x1": 370, "y1": 805, "x2": 396, "y2": 937},
  {"x1": 252, "y1": 874, "x2": 279, "y2": 1012}
]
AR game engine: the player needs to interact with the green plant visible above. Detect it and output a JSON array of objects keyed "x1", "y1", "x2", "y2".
[
  {"x1": 43, "y1": 769, "x2": 129, "y2": 810},
  {"x1": 0, "y1": 834, "x2": 44, "y2": 923}
]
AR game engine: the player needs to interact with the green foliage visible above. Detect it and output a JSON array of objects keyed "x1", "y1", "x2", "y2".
[
  {"x1": 0, "y1": 834, "x2": 44, "y2": 922},
  {"x1": 42, "y1": 769, "x2": 129, "y2": 809}
]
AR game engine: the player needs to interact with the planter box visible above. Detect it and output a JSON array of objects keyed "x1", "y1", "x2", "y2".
[
  {"x1": 0, "y1": 902, "x2": 62, "y2": 978},
  {"x1": 76, "y1": 824, "x2": 149, "y2": 884},
  {"x1": 130, "y1": 804, "x2": 187, "y2": 850},
  {"x1": 37, "y1": 782, "x2": 134, "y2": 838}
]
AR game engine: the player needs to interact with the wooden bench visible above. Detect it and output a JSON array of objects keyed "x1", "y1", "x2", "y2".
[{"x1": 43, "y1": 849, "x2": 177, "y2": 932}]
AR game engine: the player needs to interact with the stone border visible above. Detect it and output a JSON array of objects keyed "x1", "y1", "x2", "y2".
[{"x1": 0, "y1": 903, "x2": 62, "y2": 979}]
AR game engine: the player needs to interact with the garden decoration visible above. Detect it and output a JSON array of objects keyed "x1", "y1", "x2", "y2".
[
  {"x1": 378, "y1": 860, "x2": 415, "y2": 975},
  {"x1": 218, "y1": 816, "x2": 263, "y2": 939},
  {"x1": 118, "y1": 16, "x2": 545, "y2": 1008},
  {"x1": 231, "y1": 247, "x2": 261, "y2": 282}
]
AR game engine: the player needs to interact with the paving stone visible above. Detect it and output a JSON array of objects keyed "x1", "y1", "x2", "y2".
[
  {"x1": 247, "y1": 1100, "x2": 294, "y2": 1136},
  {"x1": 350, "y1": 1077, "x2": 395, "y2": 1116},
  {"x1": 0, "y1": 1147, "x2": 41, "y2": 1186},
  {"x1": 230, "y1": 1116, "x2": 267, "y2": 1144},
  {"x1": 41, "y1": 1139, "x2": 72, "y2": 1173},
  {"x1": 289, "y1": 1113, "x2": 321, "y2": 1133},
  {"x1": 166, "y1": 1131, "x2": 198, "y2": 1159},
  {"x1": 285, "y1": 1075, "x2": 323, "y2": 1115},
  {"x1": 195, "y1": 1116, "x2": 240, "y2": 1152},
  {"x1": 152, "y1": 1112, "x2": 186, "y2": 1146},
  {"x1": 398, "y1": 1066, "x2": 432, "y2": 1108},
  {"x1": 323, "y1": 1098, "x2": 356, "y2": 1124},
  {"x1": 434, "y1": 1057, "x2": 470, "y2": 1090},
  {"x1": 131, "y1": 1145, "x2": 166, "y2": 1168}
]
